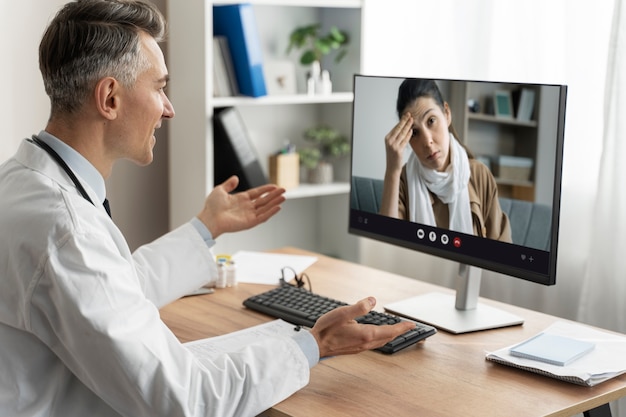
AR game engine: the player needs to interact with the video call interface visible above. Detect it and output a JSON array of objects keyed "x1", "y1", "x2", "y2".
[{"x1": 348, "y1": 75, "x2": 567, "y2": 285}]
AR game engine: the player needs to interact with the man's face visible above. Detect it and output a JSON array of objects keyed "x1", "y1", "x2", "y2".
[{"x1": 111, "y1": 31, "x2": 174, "y2": 166}]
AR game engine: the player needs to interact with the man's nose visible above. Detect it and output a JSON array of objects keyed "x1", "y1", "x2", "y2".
[{"x1": 163, "y1": 94, "x2": 175, "y2": 119}]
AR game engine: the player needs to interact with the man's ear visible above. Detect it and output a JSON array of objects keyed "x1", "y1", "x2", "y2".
[{"x1": 94, "y1": 77, "x2": 120, "y2": 121}]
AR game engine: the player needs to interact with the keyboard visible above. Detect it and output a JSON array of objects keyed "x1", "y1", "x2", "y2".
[{"x1": 243, "y1": 285, "x2": 436, "y2": 354}]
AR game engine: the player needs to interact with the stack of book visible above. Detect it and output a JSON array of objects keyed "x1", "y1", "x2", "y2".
[
  {"x1": 213, "y1": 36, "x2": 239, "y2": 97},
  {"x1": 513, "y1": 88, "x2": 536, "y2": 121}
]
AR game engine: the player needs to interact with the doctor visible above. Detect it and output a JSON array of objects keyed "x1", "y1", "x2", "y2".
[{"x1": 0, "y1": 1, "x2": 415, "y2": 416}]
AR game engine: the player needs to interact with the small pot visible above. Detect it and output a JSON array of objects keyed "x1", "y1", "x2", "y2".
[{"x1": 307, "y1": 161, "x2": 333, "y2": 184}]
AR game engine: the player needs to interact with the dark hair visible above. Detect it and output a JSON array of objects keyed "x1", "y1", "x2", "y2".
[
  {"x1": 396, "y1": 78, "x2": 465, "y2": 146},
  {"x1": 39, "y1": 0, "x2": 166, "y2": 114}
]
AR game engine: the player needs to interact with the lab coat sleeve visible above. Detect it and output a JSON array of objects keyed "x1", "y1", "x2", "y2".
[
  {"x1": 132, "y1": 222, "x2": 217, "y2": 308},
  {"x1": 27, "y1": 224, "x2": 310, "y2": 417}
]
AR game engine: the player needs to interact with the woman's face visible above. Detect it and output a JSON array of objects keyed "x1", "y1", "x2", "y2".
[{"x1": 404, "y1": 97, "x2": 452, "y2": 172}]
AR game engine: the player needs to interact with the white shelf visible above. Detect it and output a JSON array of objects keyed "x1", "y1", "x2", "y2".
[
  {"x1": 495, "y1": 178, "x2": 534, "y2": 188},
  {"x1": 468, "y1": 112, "x2": 538, "y2": 127},
  {"x1": 213, "y1": 92, "x2": 354, "y2": 108},
  {"x1": 284, "y1": 182, "x2": 350, "y2": 199}
]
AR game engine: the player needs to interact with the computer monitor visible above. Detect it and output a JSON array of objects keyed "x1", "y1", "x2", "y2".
[{"x1": 348, "y1": 75, "x2": 567, "y2": 334}]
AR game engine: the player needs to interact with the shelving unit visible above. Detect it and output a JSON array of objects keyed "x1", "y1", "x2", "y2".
[
  {"x1": 447, "y1": 81, "x2": 556, "y2": 203},
  {"x1": 166, "y1": 0, "x2": 363, "y2": 260}
]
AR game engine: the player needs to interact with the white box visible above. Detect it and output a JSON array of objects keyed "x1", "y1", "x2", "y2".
[{"x1": 497, "y1": 156, "x2": 533, "y2": 181}]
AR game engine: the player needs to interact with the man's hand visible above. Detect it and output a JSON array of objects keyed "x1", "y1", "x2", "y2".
[
  {"x1": 197, "y1": 176, "x2": 286, "y2": 239},
  {"x1": 310, "y1": 297, "x2": 416, "y2": 358}
]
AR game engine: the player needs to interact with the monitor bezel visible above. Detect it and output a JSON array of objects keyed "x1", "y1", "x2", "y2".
[{"x1": 348, "y1": 74, "x2": 568, "y2": 286}]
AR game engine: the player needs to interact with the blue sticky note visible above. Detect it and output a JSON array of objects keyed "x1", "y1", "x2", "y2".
[{"x1": 510, "y1": 333, "x2": 595, "y2": 366}]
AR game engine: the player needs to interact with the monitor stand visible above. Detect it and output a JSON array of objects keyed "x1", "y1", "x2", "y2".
[{"x1": 384, "y1": 264, "x2": 524, "y2": 334}]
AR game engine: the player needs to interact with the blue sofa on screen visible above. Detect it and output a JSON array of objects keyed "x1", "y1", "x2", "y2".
[{"x1": 350, "y1": 176, "x2": 551, "y2": 251}]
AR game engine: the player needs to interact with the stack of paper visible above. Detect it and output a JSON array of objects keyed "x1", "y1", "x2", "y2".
[
  {"x1": 486, "y1": 321, "x2": 626, "y2": 386},
  {"x1": 231, "y1": 251, "x2": 317, "y2": 285}
]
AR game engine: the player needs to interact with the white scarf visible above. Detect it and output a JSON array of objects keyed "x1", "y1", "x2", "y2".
[{"x1": 406, "y1": 134, "x2": 473, "y2": 234}]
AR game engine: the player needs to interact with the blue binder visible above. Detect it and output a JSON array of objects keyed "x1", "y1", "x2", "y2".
[{"x1": 213, "y1": 4, "x2": 267, "y2": 98}]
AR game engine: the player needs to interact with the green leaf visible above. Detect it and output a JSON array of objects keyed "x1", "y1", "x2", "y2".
[
  {"x1": 286, "y1": 23, "x2": 350, "y2": 64},
  {"x1": 315, "y1": 39, "x2": 331, "y2": 55},
  {"x1": 334, "y1": 49, "x2": 348, "y2": 63},
  {"x1": 300, "y1": 51, "x2": 317, "y2": 65},
  {"x1": 329, "y1": 27, "x2": 346, "y2": 43},
  {"x1": 298, "y1": 147, "x2": 322, "y2": 169}
]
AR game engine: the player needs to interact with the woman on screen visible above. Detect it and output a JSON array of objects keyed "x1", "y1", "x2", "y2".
[{"x1": 380, "y1": 78, "x2": 512, "y2": 242}]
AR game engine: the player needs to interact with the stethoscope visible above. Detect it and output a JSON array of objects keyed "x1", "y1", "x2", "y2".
[{"x1": 28, "y1": 135, "x2": 107, "y2": 215}]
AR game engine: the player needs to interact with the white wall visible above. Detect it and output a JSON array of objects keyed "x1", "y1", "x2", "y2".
[
  {"x1": 0, "y1": 0, "x2": 64, "y2": 161},
  {"x1": 351, "y1": 76, "x2": 402, "y2": 179},
  {"x1": 1, "y1": 0, "x2": 169, "y2": 251}
]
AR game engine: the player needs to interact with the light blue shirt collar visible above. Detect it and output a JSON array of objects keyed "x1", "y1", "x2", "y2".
[{"x1": 36, "y1": 130, "x2": 107, "y2": 203}]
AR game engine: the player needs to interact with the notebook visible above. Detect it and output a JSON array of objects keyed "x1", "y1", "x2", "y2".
[{"x1": 509, "y1": 332, "x2": 595, "y2": 366}]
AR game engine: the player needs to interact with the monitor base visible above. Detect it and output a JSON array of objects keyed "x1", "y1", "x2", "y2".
[{"x1": 384, "y1": 292, "x2": 524, "y2": 334}]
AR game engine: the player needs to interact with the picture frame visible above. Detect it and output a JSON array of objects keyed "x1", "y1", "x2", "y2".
[
  {"x1": 263, "y1": 60, "x2": 297, "y2": 96},
  {"x1": 494, "y1": 90, "x2": 514, "y2": 118}
]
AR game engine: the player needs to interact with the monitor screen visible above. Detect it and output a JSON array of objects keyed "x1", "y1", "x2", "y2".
[{"x1": 348, "y1": 75, "x2": 567, "y2": 333}]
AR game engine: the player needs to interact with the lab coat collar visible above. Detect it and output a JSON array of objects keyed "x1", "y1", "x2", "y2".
[{"x1": 35, "y1": 130, "x2": 106, "y2": 204}]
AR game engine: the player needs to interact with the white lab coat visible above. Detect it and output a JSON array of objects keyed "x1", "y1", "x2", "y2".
[{"x1": 0, "y1": 140, "x2": 310, "y2": 417}]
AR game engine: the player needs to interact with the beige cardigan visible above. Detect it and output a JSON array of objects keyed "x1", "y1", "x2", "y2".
[{"x1": 398, "y1": 158, "x2": 512, "y2": 242}]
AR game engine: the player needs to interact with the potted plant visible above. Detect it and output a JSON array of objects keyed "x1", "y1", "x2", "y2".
[
  {"x1": 298, "y1": 126, "x2": 350, "y2": 184},
  {"x1": 286, "y1": 24, "x2": 349, "y2": 65},
  {"x1": 286, "y1": 24, "x2": 349, "y2": 94}
]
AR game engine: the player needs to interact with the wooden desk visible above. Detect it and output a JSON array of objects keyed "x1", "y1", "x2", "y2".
[{"x1": 160, "y1": 247, "x2": 626, "y2": 417}]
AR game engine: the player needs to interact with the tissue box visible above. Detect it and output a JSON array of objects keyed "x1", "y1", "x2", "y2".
[
  {"x1": 496, "y1": 156, "x2": 533, "y2": 181},
  {"x1": 269, "y1": 153, "x2": 299, "y2": 189}
]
